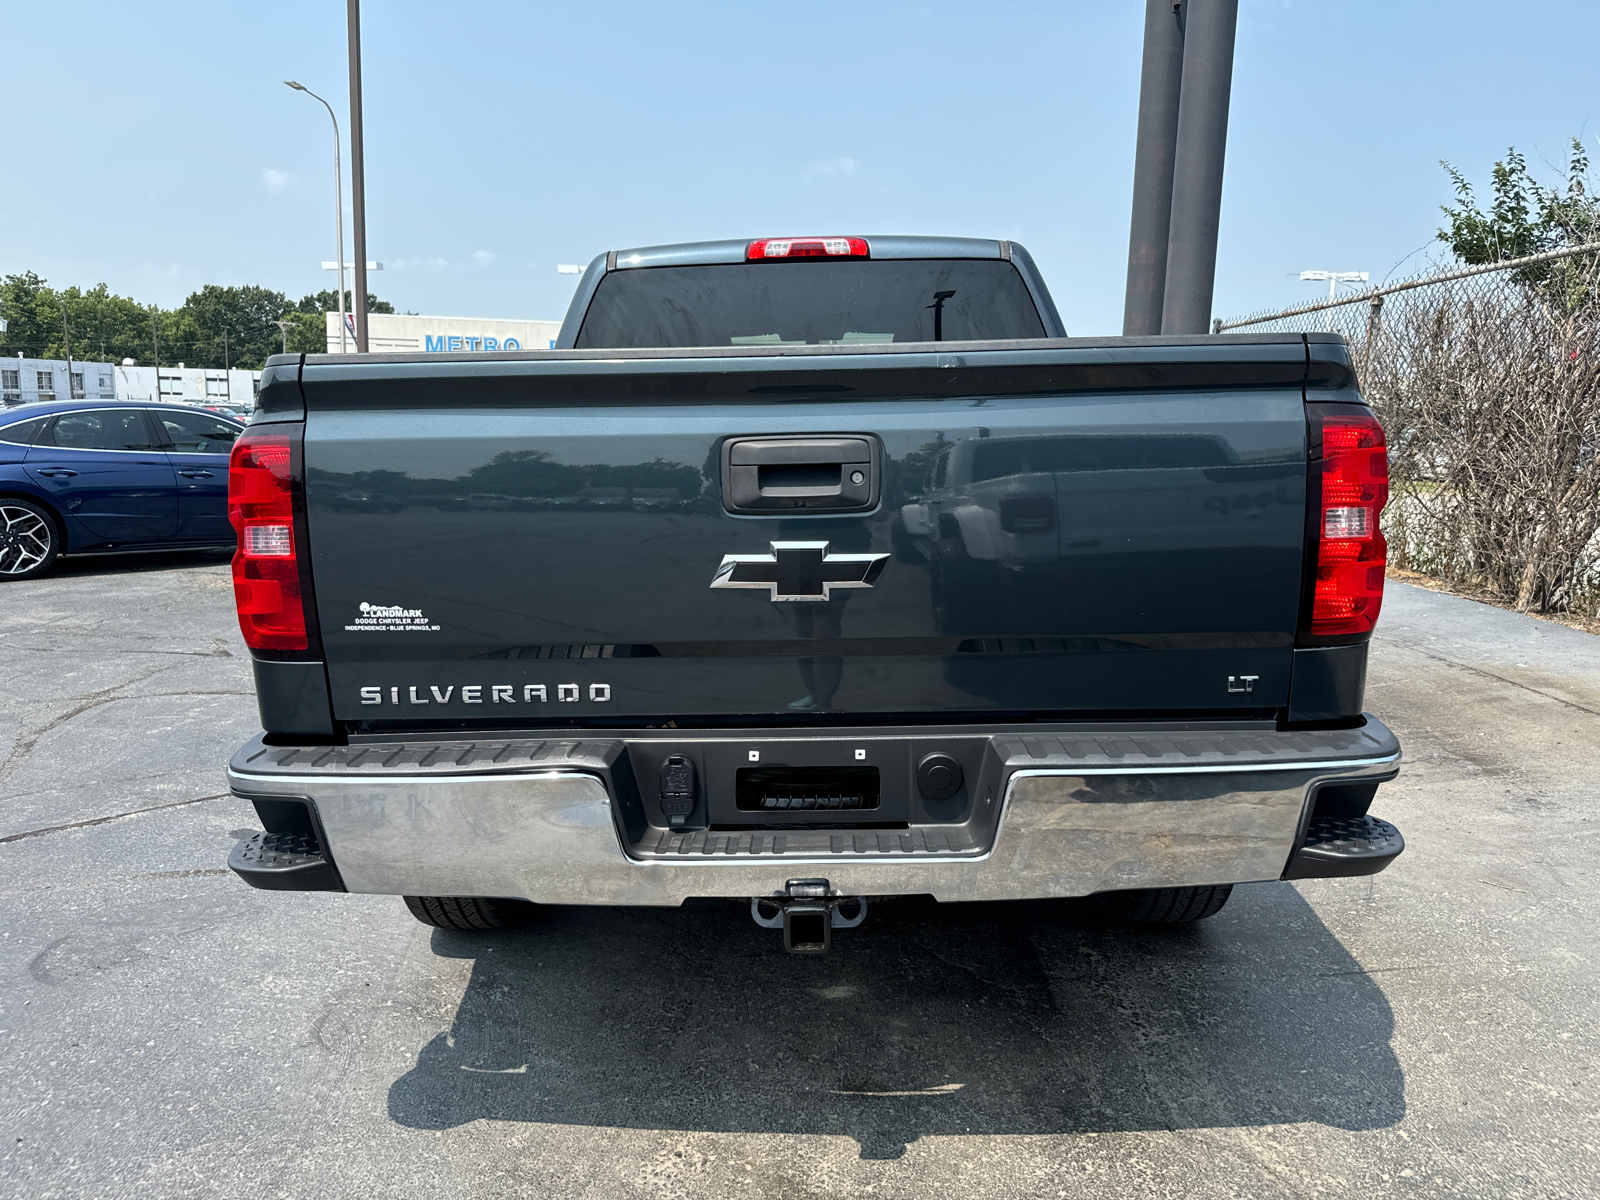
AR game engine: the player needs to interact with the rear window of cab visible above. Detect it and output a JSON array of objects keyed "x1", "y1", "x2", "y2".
[{"x1": 575, "y1": 259, "x2": 1046, "y2": 349}]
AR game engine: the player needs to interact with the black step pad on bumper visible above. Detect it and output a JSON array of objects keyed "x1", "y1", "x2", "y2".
[
  {"x1": 229, "y1": 829, "x2": 345, "y2": 892},
  {"x1": 1285, "y1": 814, "x2": 1404, "y2": 880}
]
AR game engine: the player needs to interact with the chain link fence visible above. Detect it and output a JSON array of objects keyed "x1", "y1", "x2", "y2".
[{"x1": 1217, "y1": 244, "x2": 1600, "y2": 620}]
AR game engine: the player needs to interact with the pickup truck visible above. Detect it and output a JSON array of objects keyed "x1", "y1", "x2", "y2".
[{"x1": 225, "y1": 234, "x2": 1403, "y2": 953}]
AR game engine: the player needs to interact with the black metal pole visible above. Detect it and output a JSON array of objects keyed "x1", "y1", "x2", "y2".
[
  {"x1": 347, "y1": 0, "x2": 369, "y2": 353},
  {"x1": 60, "y1": 300, "x2": 73, "y2": 389},
  {"x1": 1160, "y1": 0, "x2": 1237, "y2": 335},
  {"x1": 1122, "y1": 0, "x2": 1186, "y2": 337}
]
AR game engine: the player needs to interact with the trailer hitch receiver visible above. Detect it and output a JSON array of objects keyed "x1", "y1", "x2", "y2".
[{"x1": 749, "y1": 878, "x2": 867, "y2": 954}]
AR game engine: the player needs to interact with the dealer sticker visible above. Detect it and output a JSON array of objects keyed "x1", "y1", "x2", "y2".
[{"x1": 344, "y1": 601, "x2": 440, "y2": 633}]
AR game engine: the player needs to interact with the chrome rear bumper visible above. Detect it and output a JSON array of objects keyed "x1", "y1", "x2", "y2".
[{"x1": 227, "y1": 719, "x2": 1401, "y2": 904}]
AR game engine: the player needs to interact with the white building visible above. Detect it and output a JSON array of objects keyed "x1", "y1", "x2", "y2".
[
  {"x1": 113, "y1": 364, "x2": 261, "y2": 410},
  {"x1": 2, "y1": 356, "x2": 262, "y2": 412},
  {"x1": 2, "y1": 357, "x2": 116, "y2": 407},
  {"x1": 323, "y1": 311, "x2": 562, "y2": 354}
]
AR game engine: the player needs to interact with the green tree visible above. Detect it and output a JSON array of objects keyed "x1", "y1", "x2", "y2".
[
  {"x1": 3, "y1": 273, "x2": 400, "y2": 366},
  {"x1": 295, "y1": 289, "x2": 395, "y2": 315},
  {"x1": 63, "y1": 284, "x2": 164, "y2": 364},
  {"x1": 1438, "y1": 139, "x2": 1600, "y2": 298},
  {"x1": 165, "y1": 284, "x2": 293, "y2": 369},
  {"x1": 0, "y1": 272, "x2": 59, "y2": 359},
  {"x1": 282, "y1": 311, "x2": 327, "y2": 355},
  {"x1": 1, "y1": 274, "x2": 162, "y2": 364}
]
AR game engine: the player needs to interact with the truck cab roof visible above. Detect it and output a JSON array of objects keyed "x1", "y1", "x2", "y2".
[{"x1": 555, "y1": 235, "x2": 1068, "y2": 347}]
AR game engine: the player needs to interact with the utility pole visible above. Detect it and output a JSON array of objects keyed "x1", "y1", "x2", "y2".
[
  {"x1": 1160, "y1": 0, "x2": 1239, "y2": 335},
  {"x1": 61, "y1": 300, "x2": 73, "y2": 395},
  {"x1": 1123, "y1": 0, "x2": 1186, "y2": 337},
  {"x1": 151, "y1": 310, "x2": 161, "y2": 401},
  {"x1": 273, "y1": 319, "x2": 293, "y2": 354},
  {"x1": 348, "y1": 0, "x2": 369, "y2": 353}
]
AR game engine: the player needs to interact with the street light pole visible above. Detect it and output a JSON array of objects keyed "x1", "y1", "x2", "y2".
[
  {"x1": 1300, "y1": 270, "x2": 1369, "y2": 332},
  {"x1": 347, "y1": 0, "x2": 369, "y2": 353},
  {"x1": 1300, "y1": 269, "x2": 1369, "y2": 302},
  {"x1": 284, "y1": 80, "x2": 348, "y2": 354}
]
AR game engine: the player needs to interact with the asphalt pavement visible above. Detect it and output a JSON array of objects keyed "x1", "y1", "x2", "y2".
[{"x1": 1, "y1": 556, "x2": 1596, "y2": 1199}]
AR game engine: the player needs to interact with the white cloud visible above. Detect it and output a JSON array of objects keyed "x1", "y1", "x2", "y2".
[
  {"x1": 472, "y1": 249, "x2": 496, "y2": 266},
  {"x1": 388, "y1": 257, "x2": 452, "y2": 272},
  {"x1": 802, "y1": 156, "x2": 858, "y2": 183},
  {"x1": 262, "y1": 168, "x2": 293, "y2": 193}
]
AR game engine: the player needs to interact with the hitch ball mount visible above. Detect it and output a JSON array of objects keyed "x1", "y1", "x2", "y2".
[{"x1": 750, "y1": 878, "x2": 867, "y2": 954}]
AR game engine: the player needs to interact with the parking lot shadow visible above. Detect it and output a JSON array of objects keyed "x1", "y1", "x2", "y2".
[{"x1": 387, "y1": 888, "x2": 1403, "y2": 1158}]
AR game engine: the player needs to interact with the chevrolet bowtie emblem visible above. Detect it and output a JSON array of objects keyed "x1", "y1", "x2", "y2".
[{"x1": 711, "y1": 541, "x2": 890, "y2": 602}]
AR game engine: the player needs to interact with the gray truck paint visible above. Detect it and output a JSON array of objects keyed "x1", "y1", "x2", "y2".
[{"x1": 294, "y1": 346, "x2": 1310, "y2": 723}]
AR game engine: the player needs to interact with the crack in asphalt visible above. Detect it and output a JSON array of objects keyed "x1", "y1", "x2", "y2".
[
  {"x1": 0, "y1": 793, "x2": 230, "y2": 845},
  {"x1": 0, "y1": 669, "x2": 167, "y2": 787},
  {"x1": 1376, "y1": 635, "x2": 1600, "y2": 718},
  {"x1": 0, "y1": 679, "x2": 252, "y2": 788},
  {"x1": 1313, "y1": 964, "x2": 1442, "y2": 978}
]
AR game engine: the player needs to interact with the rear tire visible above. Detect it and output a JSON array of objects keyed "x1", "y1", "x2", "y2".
[
  {"x1": 402, "y1": 895, "x2": 538, "y2": 931},
  {"x1": 0, "y1": 500, "x2": 60, "y2": 581},
  {"x1": 1093, "y1": 884, "x2": 1233, "y2": 924}
]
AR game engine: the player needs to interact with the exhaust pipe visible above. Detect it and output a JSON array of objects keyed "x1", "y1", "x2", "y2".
[{"x1": 750, "y1": 878, "x2": 867, "y2": 954}]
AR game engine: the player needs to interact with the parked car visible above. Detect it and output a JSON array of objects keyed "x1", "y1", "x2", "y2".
[{"x1": 0, "y1": 400, "x2": 245, "y2": 580}]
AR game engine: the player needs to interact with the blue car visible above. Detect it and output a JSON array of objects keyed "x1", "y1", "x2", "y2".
[{"x1": 0, "y1": 400, "x2": 246, "y2": 581}]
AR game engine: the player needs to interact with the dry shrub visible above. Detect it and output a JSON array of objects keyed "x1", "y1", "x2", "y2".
[{"x1": 1362, "y1": 256, "x2": 1600, "y2": 616}]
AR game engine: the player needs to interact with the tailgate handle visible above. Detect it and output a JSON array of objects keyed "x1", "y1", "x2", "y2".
[{"x1": 722, "y1": 436, "x2": 879, "y2": 515}]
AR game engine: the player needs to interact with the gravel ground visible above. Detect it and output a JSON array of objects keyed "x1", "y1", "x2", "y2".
[{"x1": 1, "y1": 555, "x2": 1596, "y2": 1199}]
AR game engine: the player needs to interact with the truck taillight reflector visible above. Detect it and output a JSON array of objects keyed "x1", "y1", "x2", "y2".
[
  {"x1": 1311, "y1": 412, "x2": 1388, "y2": 636},
  {"x1": 229, "y1": 432, "x2": 307, "y2": 650},
  {"x1": 747, "y1": 236, "x2": 869, "y2": 260}
]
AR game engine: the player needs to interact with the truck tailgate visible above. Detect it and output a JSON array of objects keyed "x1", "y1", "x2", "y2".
[{"x1": 299, "y1": 343, "x2": 1309, "y2": 724}]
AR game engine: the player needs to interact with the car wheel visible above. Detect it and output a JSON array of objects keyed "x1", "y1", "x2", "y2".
[
  {"x1": 1092, "y1": 884, "x2": 1233, "y2": 924},
  {"x1": 0, "y1": 500, "x2": 60, "y2": 581},
  {"x1": 402, "y1": 895, "x2": 538, "y2": 930}
]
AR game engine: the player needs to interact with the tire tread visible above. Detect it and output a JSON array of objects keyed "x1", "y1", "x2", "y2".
[
  {"x1": 403, "y1": 895, "x2": 535, "y2": 930},
  {"x1": 1094, "y1": 884, "x2": 1233, "y2": 924}
]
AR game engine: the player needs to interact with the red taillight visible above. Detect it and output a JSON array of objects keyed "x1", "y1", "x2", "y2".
[
  {"x1": 1310, "y1": 411, "x2": 1388, "y2": 637},
  {"x1": 229, "y1": 432, "x2": 307, "y2": 651},
  {"x1": 747, "y1": 236, "x2": 869, "y2": 261}
]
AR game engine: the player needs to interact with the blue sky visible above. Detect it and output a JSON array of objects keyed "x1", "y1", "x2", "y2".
[{"x1": 3, "y1": 0, "x2": 1595, "y2": 334}]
